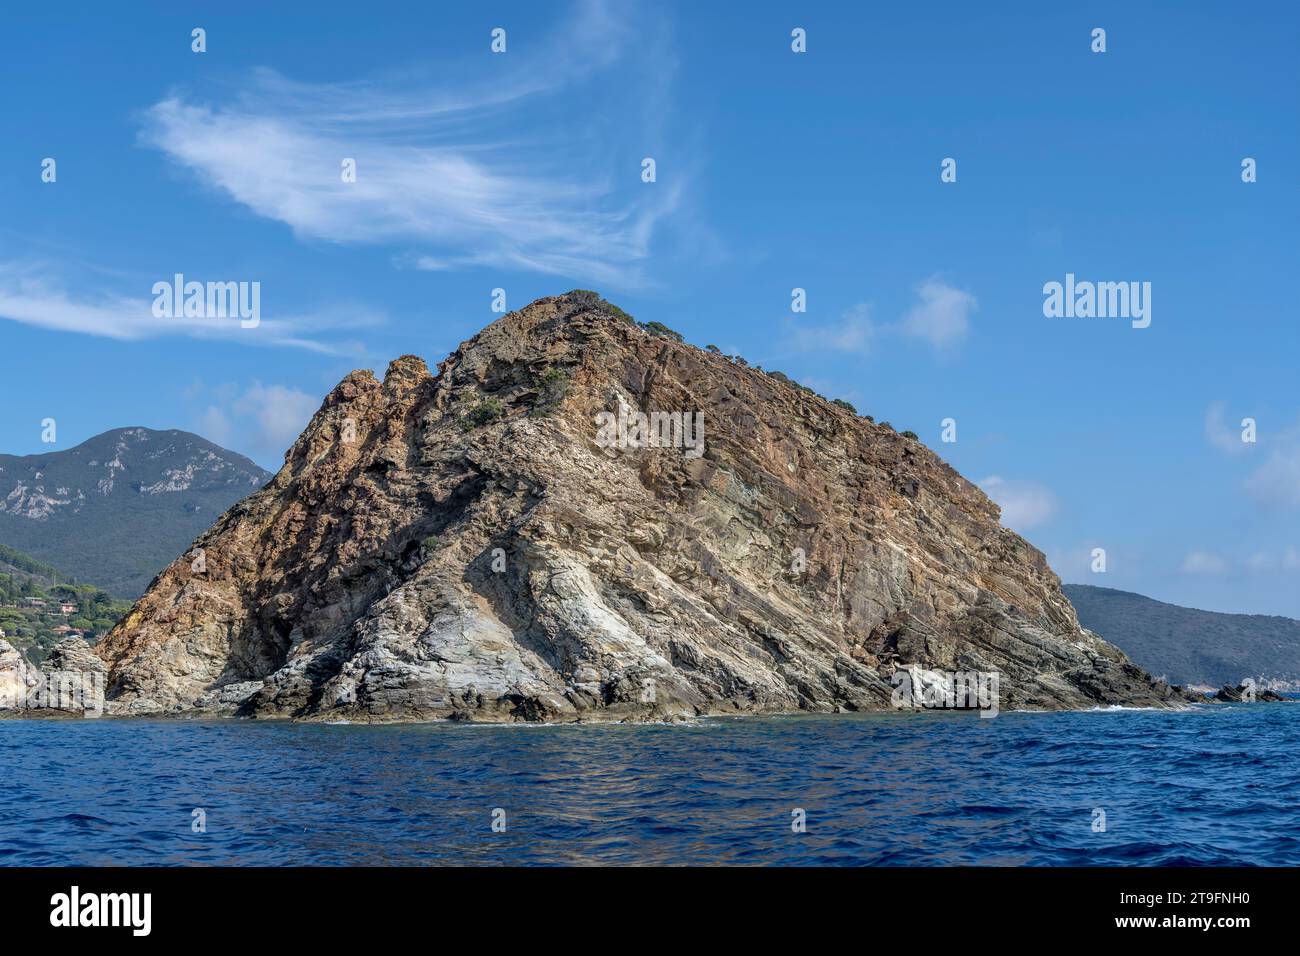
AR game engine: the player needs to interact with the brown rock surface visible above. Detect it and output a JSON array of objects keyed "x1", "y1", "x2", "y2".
[{"x1": 94, "y1": 292, "x2": 1190, "y2": 720}]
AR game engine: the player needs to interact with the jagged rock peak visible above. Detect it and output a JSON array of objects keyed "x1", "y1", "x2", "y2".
[{"x1": 383, "y1": 354, "x2": 431, "y2": 386}]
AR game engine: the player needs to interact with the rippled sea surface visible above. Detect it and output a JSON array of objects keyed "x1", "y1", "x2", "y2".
[{"x1": 1, "y1": 705, "x2": 1296, "y2": 866}]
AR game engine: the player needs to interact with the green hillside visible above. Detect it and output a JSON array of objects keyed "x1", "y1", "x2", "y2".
[
  {"x1": 1064, "y1": 584, "x2": 1300, "y2": 690},
  {"x1": 0, "y1": 543, "x2": 131, "y2": 666}
]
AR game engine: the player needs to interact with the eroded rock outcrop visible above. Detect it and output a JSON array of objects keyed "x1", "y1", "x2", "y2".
[
  {"x1": 94, "y1": 292, "x2": 1190, "y2": 720},
  {"x1": 0, "y1": 637, "x2": 105, "y2": 716},
  {"x1": 0, "y1": 638, "x2": 31, "y2": 709},
  {"x1": 1212, "y1": 683, "x2": 1286, "y2": 703}
]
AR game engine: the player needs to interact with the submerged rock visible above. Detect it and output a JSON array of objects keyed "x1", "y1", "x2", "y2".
[{"x1": 94, "y1": 292, "x2": 1192, "y2": 721}]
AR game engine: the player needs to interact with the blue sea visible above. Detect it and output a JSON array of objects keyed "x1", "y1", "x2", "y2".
[{"x1": 1, "y1": 704, "x2": 1296, "y2": 866}]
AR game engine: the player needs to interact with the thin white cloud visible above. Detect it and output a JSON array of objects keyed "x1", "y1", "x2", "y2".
[
  {"x1": 899, "y1": 276, "x2": 976, "y2": 349},
  {"x1": 1204, "y1": 401, "x2": 1252, "y2": 455},
  {"x1": 1246, "y1": 551, "x2": 1275, "y2": 571},
  {"x1": 780, "y1": 279, "x2": 977, "y2": 362},
  {"x1": 1244, "y1": 419, "x2": 1300, "y2": 510},
  {"x1": 783, "y1": 302, "x2": 876, "y2": 356},
  {"x1": 1247, "y1": 547, "x2": 1300, "y2": 572},
  {"x1": 1046, "y1": 546, "x2": 1098, "y2": 580},
  {"x1": 198, "y1": 382, "x2": 319, "y2": 459},
  {"x1": 0, "y1": 260, "x2": 374, "y2": 354},
  {"x1": 137, "y1": 1, "x2": 682, "y2": 288},
  {"x1": 1182, "y1": 551, "x2": 1227, "y2": 574},
  {"x1": 979, "y1": 475, "x2": 1058, "y2": 532}
]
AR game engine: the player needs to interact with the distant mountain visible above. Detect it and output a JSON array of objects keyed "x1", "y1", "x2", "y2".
[
  {"x1": 0, "y1": 428, "x2": 271, "y2": 598},
  {"x1": 1064, "y1": 584, "x2": 1300, "y2": 690}
]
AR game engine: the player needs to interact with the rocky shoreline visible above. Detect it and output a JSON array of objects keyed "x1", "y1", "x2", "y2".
[{"x1": 4, "y1": 631, "x2": 1288, "y2": 724}]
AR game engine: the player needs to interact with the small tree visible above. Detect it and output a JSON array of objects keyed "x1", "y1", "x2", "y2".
[
  {"x1": 462, "y1": 398, "x2": 505, "y2": 430},
  {"x1": 533, "y1": 368, "x2": 570, "y2": 411},
  {"x1": 570, "y1": 290, "x2": 634, "y2": 323},
  {"x1": 640, "y1": 321, "x2": 684, "y2": 343}
]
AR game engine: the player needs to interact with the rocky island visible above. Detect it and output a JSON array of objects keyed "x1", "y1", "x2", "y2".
[{"x1": 90, "y1": 292, "x2": 1190, "y2": 721}]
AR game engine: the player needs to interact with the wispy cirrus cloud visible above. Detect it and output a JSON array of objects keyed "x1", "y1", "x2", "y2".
[
  {"x1": 137, "y1": 1, "x2": 685, "y2": 288},
  {"x1": 783, "y1": 302, "x2": 877, "y2": 356},
  {"x1": 0, "y1": 259, "x2": 374, "y2": 355}
]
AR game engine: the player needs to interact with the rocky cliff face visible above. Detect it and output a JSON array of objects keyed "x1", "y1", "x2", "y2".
[{"x1": 94, "y1": 292, "x2": 1188, "y2": 721}]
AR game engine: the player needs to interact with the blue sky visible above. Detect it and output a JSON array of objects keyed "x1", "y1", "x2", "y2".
[{"x1": 0, "y1": 1, "x2": 1296, "y2": 615}]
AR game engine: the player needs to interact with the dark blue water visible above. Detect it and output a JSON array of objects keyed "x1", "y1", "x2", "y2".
[{"x1": 1, "y1": 705, "x2": 1296, "y2": 866}]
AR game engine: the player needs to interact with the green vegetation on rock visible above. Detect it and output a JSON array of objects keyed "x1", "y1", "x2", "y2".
[
  {"x1": 639, "y1": 321, "x2": 684, "y2": 343},
  {"x1": 569, "y1": 289, "x2": 635, "y2": 324},
  {"x1": 531, "y1": 368, "x2": 570, "y2": 413},
  {"x1": 461, "y1": 398, "x2": 505, "y2": 430},
  {"x1": 0, "y1": 543, "x2": 131, "y2": 665}
]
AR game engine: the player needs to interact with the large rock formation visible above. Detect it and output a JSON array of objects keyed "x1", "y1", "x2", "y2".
[
  {"x1": 0, "y1": 638, "x2": 31, "y2": 710},
  {"x1": 94, "y1": 292, "x2": 1189, "y2": 721},
  {"x1": 0, "y1": 636, "x2": 105, "y2": 717}
]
